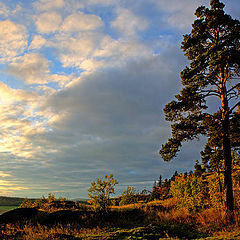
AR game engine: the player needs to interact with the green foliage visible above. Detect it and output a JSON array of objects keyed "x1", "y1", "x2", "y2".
[
  {"x1": 170, "y1": 174, "x2": 209, "y2": 212},
  {"x1": 119, "y1": 186, "x2": 138, "y2": 206},
  {"x1": 88, "y1": 174, "x2": 118, "y2": 212}
]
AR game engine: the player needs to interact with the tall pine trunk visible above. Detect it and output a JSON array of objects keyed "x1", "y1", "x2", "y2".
[
  {"x1": 222, "y1": 115, "x2": 234, "y2": 223},
  {"x1": 221, "y1": 69, "x2": 234, "y2": 223}
]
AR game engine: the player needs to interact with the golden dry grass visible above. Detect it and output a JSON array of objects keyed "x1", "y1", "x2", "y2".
[{"x1": 1, "y1": 198, "x2": 240, "y2": 239}]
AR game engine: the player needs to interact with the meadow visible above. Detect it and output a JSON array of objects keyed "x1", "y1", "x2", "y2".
[{"x1": 0, "y1": 197, "x2": 240, "y2": 239}]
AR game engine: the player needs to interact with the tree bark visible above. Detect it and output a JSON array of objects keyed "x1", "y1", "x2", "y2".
[
  {"x1": 222, "y1": 115, "x2": 235, "y2": 223},
  {"x1": 220, "y1": 68, "x2": 235, "y2": 223}
]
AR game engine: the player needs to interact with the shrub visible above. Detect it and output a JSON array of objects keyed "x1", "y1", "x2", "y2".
[
  {"x1": 170, "y1": 174, "x2": 209, "y2": 212},
  {"x1": 88, "y1": 174, "x2": 118, "y2": 212},
  {"x1": 20, "y1": 198, "x2": 33, "y2": 208}
]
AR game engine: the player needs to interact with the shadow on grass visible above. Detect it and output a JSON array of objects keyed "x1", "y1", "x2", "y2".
[{"x1": 0, "y1": 207, "x2": 208, "y2": 239}]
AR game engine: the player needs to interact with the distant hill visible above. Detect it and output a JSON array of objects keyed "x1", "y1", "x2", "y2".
[
  {"x1": 0, "y1": 197, "x2": 35, "y2": 206},
  {"x1": 0, "y1": 196, "x2": 88, "y2": 207}
]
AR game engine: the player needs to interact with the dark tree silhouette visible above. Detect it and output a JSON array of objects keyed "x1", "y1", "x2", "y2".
[{"x1": 160, "y1": 0, "x2": 240, "y2": 222}]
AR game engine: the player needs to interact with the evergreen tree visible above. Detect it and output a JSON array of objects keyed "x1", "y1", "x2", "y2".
[
  {"x1": 157, "y1": 175, "x2": 162, "y2": 187},
  {"x1": 159, "y1": 0, "x2": 240, "y2": 222},
  {"x1": 151, "y1": 180, "x2": 160, "y2": 200}
]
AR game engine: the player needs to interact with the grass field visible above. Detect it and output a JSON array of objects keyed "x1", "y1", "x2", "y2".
[
  {"x1": 0, "y1": 199, "x2": 240, "y2": 239},
  {"x1": 0, "y1": 206, "x2": 18, "y2": 214}
]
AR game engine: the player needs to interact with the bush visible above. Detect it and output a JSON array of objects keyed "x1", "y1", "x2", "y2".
[
  {"x1": 20, "y1": 198, "x2": 34, "y2": 208},
  {"x1": 170, "y1": 174, "x2": 209, "y2": 212},
  {"x1": 88, "y1": 174, "x2": 118, "y2": 212}
]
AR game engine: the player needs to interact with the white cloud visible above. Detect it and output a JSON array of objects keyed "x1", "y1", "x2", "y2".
[
  {"x1": 50, "y1": 30, "x2": 151, "y2": 71},
  {"x1": 86, "y1": 0, "x2": 116, "y2": 6},
  {"x1": 94, "y1": 36, "x2": 150, "y2": 64},
  {"x1": 37, "y1": 85, "x2": 57, "y2": 95},
  {"x1": 61, "y1": 12, "x2": 103, "y2": 32},
  {"x1": 0, "y1": 3, "x2": 22, "y2": 18},
  {"x1": 72, "y1": 36, "x2": 151, "y2": 71},
  {"x1": 0, "y1": 82, "x2": 37, "y2": 104},
  {"x1": 0, "y1": 2, "x2": 10, "y2": 17},
  {"x1": 8, "y1": 53, "x2": 50, "y2": 84},
  {"x1": 0, "y1": 83, "x2": 48, "y2": 159},
  {"x1": 79, "y1": 59, "x2": 104, "y2": 72},
  {"x1": 62, "y1": 0, "x2": 117, "y2": 11},
  {"x1": 35, "y1": 12, "x2": 62, "y2": 34},
  {"x1": 29, "y1": 35, "x2": 47, "y2": 50},
  {"x1": 111, "y1": 8, "x2": 148, "y2": 37},
  {"x1": 53, "y1": 32, "x2": 103, "y2": 69},
  {"x1": 34, "y1": 0, "x2": 65, "y2": 12},
  {"x1": 8, "y1": 53, "x2": 71, "y2": 86},
  {"x1": 153, "y1": 0, "x2": 209, "y2": 30},
  {"x1": 0, "y1": 20, "x2": 28, "y2": 62}
]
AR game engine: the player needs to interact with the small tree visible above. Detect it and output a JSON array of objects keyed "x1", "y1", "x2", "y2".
[{"x1": 88, "y1": 174, "x2": 118, "y2": 212}]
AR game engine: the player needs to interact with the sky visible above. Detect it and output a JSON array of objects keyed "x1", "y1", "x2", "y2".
[{"x1": 0, "y1": 0, "x2": 239, "y2": 199}]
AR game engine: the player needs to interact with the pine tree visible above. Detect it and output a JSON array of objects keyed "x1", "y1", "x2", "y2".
[
  {"x1": 157, "y1": 175, "x2": 162, "y2": 187},
  {"x1": 160, "y1": 0, "x2": 240, "y2": 223}
]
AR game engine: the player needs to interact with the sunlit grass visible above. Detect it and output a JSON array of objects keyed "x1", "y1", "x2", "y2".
[{"x1": 1, "y1": 199, "x2": 240, "y2": 239}]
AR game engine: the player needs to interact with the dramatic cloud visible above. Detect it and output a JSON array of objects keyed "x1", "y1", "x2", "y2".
[{"x1": 0, "y1": 0, "x2": 238, "y2": 198}]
